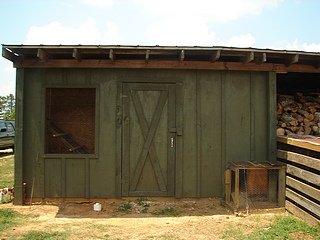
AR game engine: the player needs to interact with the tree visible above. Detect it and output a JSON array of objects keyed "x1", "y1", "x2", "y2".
[{"x1": 0, "y1": 94, "x2": 15, "y2": 120}]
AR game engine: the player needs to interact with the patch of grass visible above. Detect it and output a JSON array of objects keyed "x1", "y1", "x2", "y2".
[
  {"x1": 221, "y1": 227, "x2": 245, "y2": 240},
  {"x1": 221, "y1": 216, "x2": 320, "y2": 240},
  {"x1": 118, "y1": 202, "x2": 133, "y2": 213},
  {"x1": 246, "y1": 216, "x2": 320, "y2": 240},
  {"x1": 0, "y1": 208, "x2": 20, "y2": 232},
  {"x1": 0, "y1": 155, "x2": 14, "y2": 188},
  {"x1": 153, "y1": 207, "x2": 180, "y2": 217},
  {"x1": 21, "y1": 230, "x2": 68, "y2": 240}
]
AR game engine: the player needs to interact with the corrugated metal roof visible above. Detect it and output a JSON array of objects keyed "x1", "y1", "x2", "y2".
[{"x1": 2, "y1": 44, "x2": 320, "y2": 73}]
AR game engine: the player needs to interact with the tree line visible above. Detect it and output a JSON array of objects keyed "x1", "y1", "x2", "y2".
[{"x1": 0, "y1": 94, "x2": 15, "y2": 120}]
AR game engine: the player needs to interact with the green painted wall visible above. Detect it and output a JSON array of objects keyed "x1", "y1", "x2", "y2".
[{"x1": 18, "y1": 68, "x2": 276, "y2": 201}]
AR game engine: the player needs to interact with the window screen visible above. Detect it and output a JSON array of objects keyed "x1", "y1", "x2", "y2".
[{"x1": 45, "y1": 88, "x2": 96, "y2": 154}]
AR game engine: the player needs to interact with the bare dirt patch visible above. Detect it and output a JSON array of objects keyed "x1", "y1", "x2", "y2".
[{"x1": 0, "y1": 198, "x2": 288, "y2": 240}]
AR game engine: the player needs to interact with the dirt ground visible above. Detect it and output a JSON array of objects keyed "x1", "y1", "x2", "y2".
[{"x1": 0, "y1": 197, "x2": 289, "y2": 240}]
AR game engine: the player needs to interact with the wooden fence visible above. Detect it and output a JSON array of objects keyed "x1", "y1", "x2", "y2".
[{"x1": 277, "y1": 136, "x2": 320, "y2": 226}]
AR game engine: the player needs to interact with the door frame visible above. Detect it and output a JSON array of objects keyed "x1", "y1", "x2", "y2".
[{"x1": 115, "y1": 80, "x2": 183, "y2": 198}]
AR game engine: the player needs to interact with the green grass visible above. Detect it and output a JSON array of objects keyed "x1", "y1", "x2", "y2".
[
  {"x1": 222, "y1": 215, "x2": 320, "y2": 240},
  {"x1": 0, "y1": 155, "x2": 14, "y2": 188},
  {"x1": 0, "y1": 208, "x2": 20, "y2": 232},
  {"x1": 118, "y1": 202, "x2": 133, "y2": 213},
  {"x1": 152, "y1": 207, "x2": 180, "y2": 217},
  {"x1": 21, "y1": 230, "x2": 68, "y2": 240},
  {"x1": 247, "y1": 216, "x2": 320, "y2": 240}
]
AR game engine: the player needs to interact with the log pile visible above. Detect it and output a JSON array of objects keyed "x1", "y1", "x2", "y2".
[{"x1": 277, "y1": 93, "x2": 320, "y2": 136}]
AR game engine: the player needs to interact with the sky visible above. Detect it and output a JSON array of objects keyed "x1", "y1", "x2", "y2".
[{"x1": 1, "y1": 0, "x2": 320, "y2": 96}]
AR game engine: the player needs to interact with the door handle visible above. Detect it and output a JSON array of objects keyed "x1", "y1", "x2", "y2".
[{"x1": 170, "y1": 137, "x2": 174, "y2": 148}]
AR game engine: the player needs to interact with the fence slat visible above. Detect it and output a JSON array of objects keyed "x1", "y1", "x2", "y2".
[
  {"x1": 286, "y1": 176, "x2": 320, "y2": 201},
  {"x1": 286, "y1": 164, "x2": 320, "y2": 186},
  {"x1": 286, "y1": 188, "x2": 320, "y2": 218},
  {"x1": 277, "y1": 149, "x2": 320, "y2": 170},
  {"x1": 286, "y1": 200, "x2": 320, "y2": 226}
]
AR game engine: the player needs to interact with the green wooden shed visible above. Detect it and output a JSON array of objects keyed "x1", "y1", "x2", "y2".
[{"x1": 2, "y1": 45, "x2": 320, "y2": 205}]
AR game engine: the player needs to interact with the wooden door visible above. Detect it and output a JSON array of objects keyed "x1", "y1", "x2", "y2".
[{"x1": 122, "y1": 83, "x2": 176, "y2": 196}]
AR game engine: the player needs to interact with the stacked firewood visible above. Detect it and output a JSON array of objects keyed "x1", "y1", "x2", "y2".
[{"x1": 277, "y1": 93, "x2": 320, "y2": 136}]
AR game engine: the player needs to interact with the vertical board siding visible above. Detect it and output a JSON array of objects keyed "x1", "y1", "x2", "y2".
[
  {"x1": 66, "y1": 158, "x2": 86, "y2": 197},
  {"x1": 198, "y1": 72, "x2": 222, "y2": 197},
  {"x1": 23, "y1": 69, "x2": 44, "y2": 198},
  {"x1": 251, "y1": 72, "x2": 268, "y2": 161},
  {"x1": 20, "y1": 68, "x2": 272, "y2": 201},
  {"x1": 44, "y1": 159, "x2": 62, "y2": 197},
  {"x1": 225, "y1": 72, "x2": 251, "y2": 162},
  {"x1": 182, "y1": 73, "x2": 198, "y2": 196},
  {"x1": 13, "y1": 69, "x2": 24, "y2": 204}
]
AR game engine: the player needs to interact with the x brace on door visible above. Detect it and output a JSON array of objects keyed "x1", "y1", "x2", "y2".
[{"x1": 129, "y1": 90, "x2": 168, "y2": 192}]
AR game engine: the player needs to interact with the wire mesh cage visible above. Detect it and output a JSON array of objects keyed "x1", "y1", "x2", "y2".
[{"x1": 225, "y1": 162, "x2": 286, "y2": 212}]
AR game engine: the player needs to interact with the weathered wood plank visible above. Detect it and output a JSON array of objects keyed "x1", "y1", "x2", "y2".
[
  {"x1": 121, "y1": 84, "x2": 130, "y2": 196},
  {"x1": 196, "y1": 78, "x2": 201, "y2": 197},
  {"x1": 277, "y1": 149, "x2": 320, "y2": 170},
  {"x1": 199, "y1": 72, "x2": 222, "y2": 197},
  {"x1": 167, "y1": 84, "x2": 176, "y2": 196},
  {"x1": 278, "y1": 168, "x2": 286, "y2": 207},
  {"x1": 286, "y1": 188, "x2": 320, "y2": 218},
  {"x1": 14, "y1": 69, "x2": 24, "y2": 205},
  {"x1": 66, "y1": 159, "x2": 86, "y2": 197},
  {"x1": 277, "y1": 136, "x2": 320, "y2": 152},
  {"x1": 225, "y1": 169, "x2": 231, "y2": 203},
  {"x1": 14, "y1": 59, "x2": 320, "y2": 73},
  {"x1": 286, "y1": 176, "x2": 320, "y2": 201},
  {"x1": 175, "y1": 82, "x2": 183, "y2": 198},
  {"x1": 286, "y1": 164, "x2": 320, "y2": 186},
  {"x1": 115, "y1": 82, "x2": 122, "y2": 197},
  {"x1": 268, "y1": 72, "x2": 277, "y2": 162},
  {"x1": 286, "y1": 200, "x2": 320, "y2": 226}
]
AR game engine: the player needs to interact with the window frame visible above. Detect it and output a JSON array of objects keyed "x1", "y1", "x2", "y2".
[{"x1": 42, "y1": 85, "x2": 99, "y2": 158}]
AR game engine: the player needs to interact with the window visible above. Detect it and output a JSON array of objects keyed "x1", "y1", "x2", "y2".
[{"x1": 45, "y1": 88, "x2": 96, "y2": 154}]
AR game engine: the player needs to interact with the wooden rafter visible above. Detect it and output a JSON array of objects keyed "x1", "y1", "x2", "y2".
[
  {"x1": 109, "y1": 49, "x2": 114, "y2": 61},
  {"x1": 211, "y1": 50, "x2": 221, "y2": 62},
  {"x1": 242, "y1": 51, "x2": 254, "y2": 63},
  {"x1": 72, "y1": 48, "x2": 81, "y2": 61},
  {"x1": 145, "y1": 50, "x2": 150, "y2": 63},
  {"x1": 37, "y1": 48, "x2": 48, "y2": 61},
  {"x1": 180, "y1": 50, "x2": 184, "y2": 62},
  {"x1": 286, "y1": 54, "x2": 299, "y2": 66},
  {"x1": 2, "y1": 47, "x2": 20, "y2": 62},
  {"x1": 255, "y1": 52, "x2": 267, "y2": 64}
]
